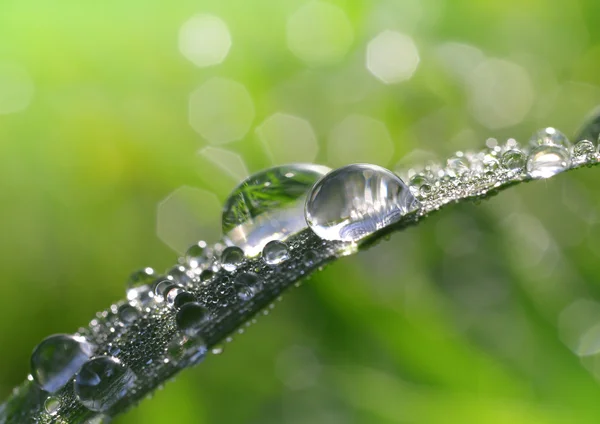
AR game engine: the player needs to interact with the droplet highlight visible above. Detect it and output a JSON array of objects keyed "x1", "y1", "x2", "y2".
[{"x1": 526, "y1": 145, "x2": 571, "y2": 179}]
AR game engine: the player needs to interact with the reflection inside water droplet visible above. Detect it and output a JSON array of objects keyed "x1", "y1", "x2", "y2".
[
  {"x1": 221, "y1": 164, "x2": 330, "y2": 256},
  {"x1": 74, "y1": 356, "x2": 136, "y2": 412},
  {"x1": 305, "y1": 164, "x2": 419, "y2": 242},
  {"x1": 526, "y1": 145, "x2": 570, "y2": 179},
  {"x1": 262, "y1": 240, "x2": 290, "y2": 265}
]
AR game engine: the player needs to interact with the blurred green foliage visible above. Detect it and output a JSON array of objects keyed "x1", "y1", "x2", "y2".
[{"x1": 2, "y1": 0, "x2": 600, "y2": 422}]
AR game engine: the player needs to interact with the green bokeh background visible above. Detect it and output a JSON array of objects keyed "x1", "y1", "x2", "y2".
[{"x1": 2, "y1": 0, "x2": 600, "y2": 423}]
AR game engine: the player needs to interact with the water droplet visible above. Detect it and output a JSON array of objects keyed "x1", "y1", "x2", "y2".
[
  {"x1": 211, "y1": 345, "x2": 224, "y2": 355},
  {"x1": 166, "y1": 333, "x2": 207, "y2": 367},
  {"x1": 176, "y1": 302, "x2": 209, "y2": 337},
  {"x1": 153, "y1": 279, "x2": 179, "y2": 300},
  {"x1": 74, "y1": 356, "x2": 136, "y2": 412},
  {"x1": 221, "y1": 164, "x2": 331, "y2": 256},
  {"x1": 446, "y1": 155, "x2": 470, "y2": 176},
  {"x1": 234, "y1": 272, "x2": 261, "y2": 301},
  {"x1": 305, "y1": 164, "x2": 419, "y2": 242},
  {"x1": 262, "y1": 240, "x2": 290, "y2": 265},
  {"x1": 526, "y1": 145, "x2": 571, "y2": 179},
  {"x1": 302, "y1": 250, "x2": 319, "y2": 267},
  {"x1": 529, "y1": 127, "x2": 571, "y2": 149},
  {"x1": 31, "y1": 334, "x2": 94, "y2": 393},
  {"x1": 573, "y1": 139, "x2": 595, "y2": 157},
  {"x1": 166, "y1": 288, "x2": 196, "y2": 309},
  {"x1": 408, "y1": 173, "x2": 433, "y2": 198},
  {"x1": 117, "y1": 304, "x2": 139, "y2": 325},
  {"x1": 44, "y1": 396, "x2": 60, "y2": 416},
  {"x1": 185, "y1": 240, "x2": 208, "y2": 269},
  {"x1": 501, "y1": 149, "x2": 526, "y2": 171},
  {"x1": 221, "y1": 246, "x2": 244, "y2": 272},
  {"x1": 200, "y1": 269, "x2": 215, "y2": 283},
  {"x1": 126, "y1": 267, "x2": 155, "y2": 302},
  {"x1": 167, "y1": 265, "x2": 194, "y2": 287}
]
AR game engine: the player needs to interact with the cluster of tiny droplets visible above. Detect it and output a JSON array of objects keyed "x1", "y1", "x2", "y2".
[{"x1": 7, "y1": 127, "x2": 599, "y2": 424}]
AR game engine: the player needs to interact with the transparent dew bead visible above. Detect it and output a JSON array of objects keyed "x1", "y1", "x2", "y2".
[
  {"x1": 262, "y1": 240, "x2": 290, "y2": 265},
  {"x1": 31, "y1": 334, "x2": 94, "y2": 393},
  {"x1": 166, "y1": 265, "x2": 193, "y2": 287},
  {"x1": 153, "y1": 280, "x2": 179, "y2": 301},
  {"x1": 529, "y1": 127, "x2": 571, "y2": 149},
  {"x1": 526, "y1": 145, "x2": 571, "y2": 179},
  {"x1": 234, "y1": 272, "x2": 261, "y2": 301},
  {"x1": 501, "y1": 149, "x2": 526, "y2": 171},
  {"x1": 176, "y1": 302, "x2": 209, "y2": 337},
  {"x1": 200, "y1": 269, "x2": 215, "y2": 283},
  {"x1": 573, "y1": 139, "x2": 595, "y2": 157},
  {"x1": 302, "y1": 250, "x2": 319, "y2": 267},
  {"x1": 305, "y1": 164, "x2": 419, "y2": 242},
  {"x1": 446, "y1": 155, "x2": 470, "y2": 177},
  {"x1": 408, "y1": 174, "x2": 433, "y2": 198},
  {"x1": 44, "y1": 396, "x2": 60, "y2": 416},
  {"x1": 74, "y1": 356, "x2": 136, "y2": 413},
  {"x1": 117, "y1": 304, "x2": 139, "y2": 325},
  {"x1": 221, "y1": 164, "x2": 331, "y2": 256},
  {"x1": 166, "y1": 288, "x2": 195, "y2": 309},
  {"x1": 185, "y1": 241, "x2": 207, "y2": 269},
  {"x1": 166, "y1": 333, "x2": 207, "y2": 367},
  {"x1": 126, "y1": 267, "x2": 155, "y2": 302},
  {"x1": 221, "y1": 246, "x2": 244, "y2": 272}
]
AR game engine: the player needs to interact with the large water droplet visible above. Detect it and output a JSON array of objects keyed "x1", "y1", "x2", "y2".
[
  {"x1": 220, "y1": 246, "x2": 244, "y2": 272},
  {"x1": 166, "y1": 333, "x2": 207, "y2": 367},
  {"x1": 176, "y1": 302, "x2": 209, "y2": 337},
  {"x1": 222, "y1": 164, "x2": 331, "y2": 256},
  {"x1": 31, "y1": 334, "x2": 94, "y2": 393},
  {"x1": 529, "y1": 127, "x2": 571, "y2": 149},
  {"x1": 74, "y1": 356, "x2": 136, "y2": 412},
  {"x1": 166, "y1": 288, "x2": 195, "y2": 309},
  {"x1": 305, "y1": 164, "x2": 419, "y2": 242},
  {"x1": 501, "y1": 149, "x2": 526, "y2": 171},
  {"x1": 526, "y1": 145, "x2": 571, "y2": 179},
  {"x1": 234, "y1": 272, "x2": 261, "y2": 301},
  {"x1": 262, "y1": 240, "x2": 290, "y2": 265}
]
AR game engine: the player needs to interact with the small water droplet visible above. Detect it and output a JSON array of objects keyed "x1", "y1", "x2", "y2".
[
  {"x1": 409, "y1": 173, "x2": 433, "y2": 198},
  {"x1": 200, "y1": 269, "x2": 215, "y2": 283},
  {"x1": 262, "y1": 240, "x2": 290, "y2": 265},
  {"x1": 74, "y1": 356, "x2": 136, "y2": 412},
  {"x1": 573, "y1": 139, "x2": 595, "y2": 157},
  {"x1": 221, "y1": 246, "x2": 244, "y2": 272},
  {"x1": 305, "y1": 164, "x2": 419, "y2": 242},
  {"x1": 167, "y1": 333, "x2": 207, "y2": 367},
  {"x1": 211, "y1": 345, "x2": 224, "y2": 355},
  {"x1": 446, "y1": 155, "x2": 470, "y2": 177},
  {"x1": 529, "y1": 127, "x2": 571, "y2": 149},
  {"x1": 526, "y1": 145, "x2": 571, "y2": 179},
  {"x1": 222, "y1": 164, "x2": 331, "y2": 255},
  {"x1": 234, "y1": 272, "x2": 261, "y2": 301},
  {"x1": 126, "y1": 267, "x2": 155, "y2": 302},
  {"x1": 176, "y1": 302, "x2": 209, "y2": 337},
  {"x1": 117, "y1": 304, "x2": 139, "y2": 324},
  {"x1": 501, "y1": 149, "x2": 526, "y2": 171},
  {"x1": 44, "y1": 396, "x2": 60, "y2": 416},
  {"x1": 185, "y1": 241, "x2": 208, "y2": 269},
  {"x1": 302, "y1": 250, "x2": 319, "y2": 267},
  {"x1": 31, "y1": 334, "x2": 94, "y2": 393},
  {"x1": 153, "y1": 279, "x2": 179, "y2": 300},
  {"x1": 167, "y1": 265, "x2": 194, "y2": 287},
  {"x1": 166, "y1": 288, "x2": 196, "y2": 309}
]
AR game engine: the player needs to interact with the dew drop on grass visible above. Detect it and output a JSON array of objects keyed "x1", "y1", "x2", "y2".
[
  {"x1": 501, "y1": 149, "x2": 526, "y2": 171},
  {"x1": 166, "y1": 333, "x2": 207, "y2": 367},
  {"x1": 529, "y1": 127, "x2": 571, "y2": 149},
  {"x1": 126, "y1": 267, "x2": 155, "y2": 302},
  {"x1": 220, "y1": 246, "x2": 244, "y2": 272},
  {"x1": 74, "y1": 356, "x2": 136, "y2": 412},
  {"x1": 117, "y1": 304, "x2": 139, "y2": 325},
  {"x1": 176, "y1": 302, "x2": 209, "y2": 337},
  {"x1": 262, "y1": 240, "x2": 290, "y2": 265},
  {"x1": 234, "y1": 272, "x2": 261, "y2": 301},
  {"x1": 44, "y1": 396, "x2": 60, "y2": 416},
  {"x1": 305, "y1": 164, "x2": 419, "y2": 242},
  {"x1": 573, "y1": 139, "x2": 595, "y2": 157},
  {"x1": 185, "y1": 240, "x2": 208, "y2": 269},
  {"x1": 527, "y1": 145, "x2": 571, "y2": 179},
  {"x1": 221, "y1": 164, "x2": 330, "y2": 255},
  {"x1": 31, "y1": 334, "x2": 94, "y2": 393}
]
